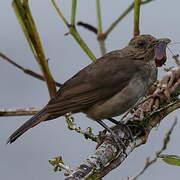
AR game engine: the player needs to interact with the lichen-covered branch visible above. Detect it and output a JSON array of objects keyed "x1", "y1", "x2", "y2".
[{"x1": 65, "y1": 68, "x2": 180, "y2": 180}]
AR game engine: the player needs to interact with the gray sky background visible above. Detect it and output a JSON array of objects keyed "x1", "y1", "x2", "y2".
[{"x1": 0, "y1": 0, "x2": 180, "y2": 180}]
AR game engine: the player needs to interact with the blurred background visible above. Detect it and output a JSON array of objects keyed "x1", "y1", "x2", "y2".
[{"x1": 0, "y1": 0, "x2": 179, "y2": 179}]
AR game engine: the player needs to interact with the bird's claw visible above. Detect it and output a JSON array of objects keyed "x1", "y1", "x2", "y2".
[
  {"x1": 96, "y1": 120, "x2": 128, "y2": 155},
  {"x1": 108, "y1": 118, "x2": 133, "y2": 141}
]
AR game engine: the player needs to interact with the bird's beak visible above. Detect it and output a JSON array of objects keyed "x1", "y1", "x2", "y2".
[
  {"x1": 154, "y1": 38, "x2": 171, "y2": 67},
  {"x1": 157, "y1": 38, "x2": 171, "y2": 44}
]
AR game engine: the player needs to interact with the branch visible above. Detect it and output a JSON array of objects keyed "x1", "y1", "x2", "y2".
[
  {"x1": 0, "y1": 52, "x2": 62, "y2": 87},
  {"x1": 65, "y1": 68, "x2": 180, "y2": 180},
  {"x1": 65, "y1": 113, "x2": 99, "y2": 142},
  {"x1": 0, "y1": 107, "x2": 40, "y2": 116},
  {"x1": 77, "y1": 22, "x2": 98, "y2": 35},
  {"x1": 49, "y1": 156, "x2": 73, "y2": 174}
]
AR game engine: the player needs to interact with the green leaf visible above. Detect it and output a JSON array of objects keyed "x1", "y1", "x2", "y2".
[
  {"x1": 49, "y1": 156, "x2": 64, "y2": 172},
  {"x1": 159, "y1": 154, "x2": 180, "y2": 166}
]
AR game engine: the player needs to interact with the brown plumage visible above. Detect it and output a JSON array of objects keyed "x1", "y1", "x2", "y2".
[{"x1": 7, "y1": 35, "x2": 170, "y2": 143}]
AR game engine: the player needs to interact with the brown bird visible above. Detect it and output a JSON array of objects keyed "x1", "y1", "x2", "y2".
[{"x1": 7, "y1": 34, "x2": 170, "y2": 144}]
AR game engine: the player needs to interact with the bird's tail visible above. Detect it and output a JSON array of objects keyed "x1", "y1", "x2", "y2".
[{"x1": 7, "y1": 107, "x2": 49, "y2": 144}]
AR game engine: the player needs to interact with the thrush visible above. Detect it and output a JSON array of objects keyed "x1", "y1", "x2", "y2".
[{"x1": 7, "y1": 34, "x2": 170, "y2": 144}]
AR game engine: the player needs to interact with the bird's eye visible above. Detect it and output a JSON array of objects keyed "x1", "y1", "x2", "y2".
[{"x1": 137, "y1": 39, "x2": 146, "y2": 46}]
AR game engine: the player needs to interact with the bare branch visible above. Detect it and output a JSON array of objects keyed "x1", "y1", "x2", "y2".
[
  {"x1": 0, "y1": 107, "x2": 40, "y2": 116},
  {"x1": 0, "y1": 52, "x2": 62, "y2": 87}
]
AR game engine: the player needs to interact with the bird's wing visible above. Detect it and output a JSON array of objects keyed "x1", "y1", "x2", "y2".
[{"x1": 46, "y1": 56, "x2": 145, "y2": 116}]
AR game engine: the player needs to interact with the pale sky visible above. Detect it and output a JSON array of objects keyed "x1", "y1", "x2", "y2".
[{"x1": 0, "y1": 1, "x2": 180, "y2": 180}]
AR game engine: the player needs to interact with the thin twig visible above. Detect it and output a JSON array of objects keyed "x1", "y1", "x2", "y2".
[
  {"x1": 0, "y1": 107, "x2": 40, "y2": 116},
  {"x1": 51, "y1": 0, "x2": 97, "y2": 62},
  {"x1": 172, "y1": 54, "x2": 180, "y2": 67},
  {"x1": 51, "y1": 0, "x2": 69, "y2": 26},
  {"x1": 105, "y1": 2, "x2": 134, "y2": 36},
  {"x1": 0, "y1": 52, "x2": 62, "y2": 87},
  {"x1": 104, "y1": 0, "x2": 154, "y2": 36},
  {"x1": 128, "y1": 118, "x2": 177, "y2": 180},
  {"x1": 77, "y1": 21, "x2": 98, "y2": 34},
  {"x1": 65, "y1": 113, "x2": 99, "y2": 142},
  {"x1": 49, "y1": 156, "x2": 73, "y2": 174},
  {"x1": 58, "y1": 163, "x2": 72, "y2": 175}
]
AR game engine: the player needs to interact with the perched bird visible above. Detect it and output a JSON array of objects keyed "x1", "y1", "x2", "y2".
[{"x1": 7, "y1": 34, "x2": 170, "y2": 144}]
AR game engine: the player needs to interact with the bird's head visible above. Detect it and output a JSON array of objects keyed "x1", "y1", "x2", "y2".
[{"x1": 128, "y1": 34, "x2": 171, "y2": 67}]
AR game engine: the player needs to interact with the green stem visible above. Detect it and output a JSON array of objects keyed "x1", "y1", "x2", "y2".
[
  {"x1": 96, "y1": 0, "x2": 103, "y2": 34},
  {"x1": 96, "y1": 0, "x2": 106, "y2": 55},
  {"x1": 71, "y1": 28, "x2": 96, "y2": 62},
  {"x1": 51, "y1": 0, "x2": 96, "y2": 62},
  {"x1": 12, "y1": 0, "x2": 56, "y2": 98},
  {"x1": 134, "y1": 0, "x2": 141, "y2": 36},
  {"x1": 71, "y1": 0, "x2": 77, "y2": 25},
  {"x1": 105, "y1": 2, "x2": 134, "y2": 36},
  {"x1": 105, "y1": 0, "x2": 155, "y2": 36},
  {"x1": 51, "y1": 0, "x2": 69, "y2": 26}
]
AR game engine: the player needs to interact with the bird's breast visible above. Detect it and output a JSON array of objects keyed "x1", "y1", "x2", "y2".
[
  {"x1": 86, "y1": 73, "x2": 149, "y2": 120},
  {"x1": 145, "y1": 61, "x2": 158, "y2": 86}
]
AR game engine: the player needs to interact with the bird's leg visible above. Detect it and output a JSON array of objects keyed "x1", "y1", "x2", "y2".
[
  {"x1": 107, "y1": 118, "x2": 133, "y2": 140},
  {"x1": 96, "y1": 119, "x2": 126, "y2": 152}
]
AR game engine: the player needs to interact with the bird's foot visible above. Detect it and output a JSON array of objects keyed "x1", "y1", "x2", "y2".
[
  {"x1": 127, "y1": 121, "x2": 147, "y2": 138},
  {"x1": 96, "y1": 120, "x2": 127, "y2": 154},
  {"x1": 147, "y1": 69, "x2": 179, "y2": 106},
  {"x1": 107, "y1": 118, "x2": 133, "y2": 141}
]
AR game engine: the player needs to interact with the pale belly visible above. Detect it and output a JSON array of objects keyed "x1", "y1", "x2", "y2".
[{"x1": 86, "y1": 73, "x2": 149, "y2": 120}]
